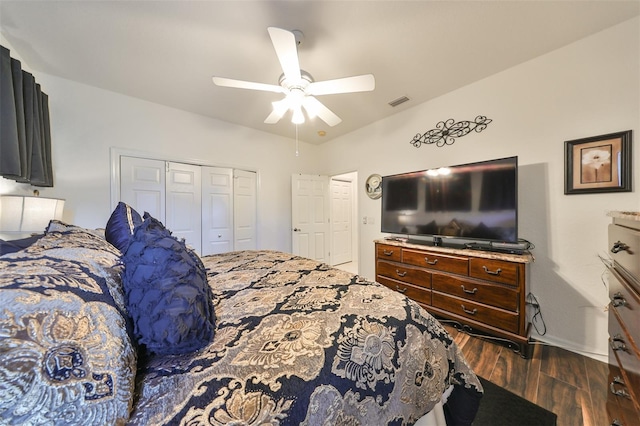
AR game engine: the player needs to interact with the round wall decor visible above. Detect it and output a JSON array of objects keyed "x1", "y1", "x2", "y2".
[{"x1": 365, "y1": 174, "x2": 382, "y2": 199}]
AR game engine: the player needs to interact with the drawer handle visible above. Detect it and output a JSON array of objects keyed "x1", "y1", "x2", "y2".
[
  {"x1": 395, "y1": 269, "x2": 407, "y2": 277},
  {"x1": 461, "y1": 285, "x2": 478, "y2": 294},
  {"x1": 610, "y1": 420, "x2": 623, "y2": 426},
  {"x1": 395, "y1": 285, "x2": 407, "y2": 294},
  {"x1": 610, "y1": 377, "x2": 631, "y2": 399},
  {"x1": 611, "y1": 292, "x2": 627, "y2": 308},
  {"x1": 383, "y1": 249, "x2": 394, "y2": 256},
  {"x1": 482, "y1": 265, "x2": 502, "y2": 276},
  {"x1": 424, "y1": 257, "x2": 438, "y2": 265},
  {"x1": 461, "y1": 305, "x2": 477, "y2": 315},
  {"x1": 610, "y1": 240, "x2": 632, "y2": 254},
  {"x1": 610, "y1": 334, "x2": 628, "y2": 352}
]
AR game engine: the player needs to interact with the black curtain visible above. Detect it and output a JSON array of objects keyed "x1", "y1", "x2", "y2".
[{"x1": 1, "y1": 45, "x2": 53, "y2": 187}]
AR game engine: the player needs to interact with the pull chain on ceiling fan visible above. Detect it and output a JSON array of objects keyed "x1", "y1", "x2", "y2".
[{"x1": 212, "y1": 27, "x2": 375, "y2": 127}]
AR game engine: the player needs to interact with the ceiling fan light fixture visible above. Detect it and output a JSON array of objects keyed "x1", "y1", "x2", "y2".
[
  {"x1": 302, "y1": 97, "x2": 318, "y2": 119},
  {"x1": 279, "y1": 71, "x2": 313, "y2": 91},
  {"x1": 292, "y1": 106, "x2": 305, "y2": 124},
  {"x1": 272, "y1": 98, "x2": 289, "y2": 115},
  {"x1": 303, "y1": 106, "x2": 316, "y2": 120},
  {"x1": 287, "y1": 87, "x2": 306, "y2": 106}
]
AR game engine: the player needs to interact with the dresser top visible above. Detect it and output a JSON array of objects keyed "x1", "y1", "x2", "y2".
[
  {"x1": 375, "y1": 239, "x2": 534, "y2": 263},
  {"x1": 608, "y1": 211, "x2": 640, "y2": 222}
]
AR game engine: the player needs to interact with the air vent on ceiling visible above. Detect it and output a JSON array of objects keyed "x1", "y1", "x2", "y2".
[{"x1": 388, "y1": 96, "x2": 410, "y2": 107}]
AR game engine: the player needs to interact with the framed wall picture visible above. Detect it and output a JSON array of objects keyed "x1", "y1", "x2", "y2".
[{"x1": 564, "y1": 130, "x2": 632, "y2": 194}]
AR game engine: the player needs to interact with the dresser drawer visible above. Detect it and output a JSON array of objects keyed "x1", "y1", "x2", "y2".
[
  {"x1": 377, "y1": 276, "x2": 432, "y2": 306},
  {"x1": 609, "y1": 223, "x2": 640, "y2": 288},
  {"x1": 609, "y1": 314, "x2": 640, "y2": 408},
  {"x1": 377, "y1": 260, "x2": 431, "y2": 288},
  {"x1": 606, "y1": 400, "x2": 639, "y2": 426},
  {"x1": 607, "y1": 364, "x2": 640, "y2": 425},
  {"x1": 432, "y1": 292, "x2": 519, "y2": 333},
  {"x1": 376, "y1": 243, "x2": 402, "y2": 262},
  {"x1": 403, "y1": 249, "x2": 468, "y2": 275},
  {"x1": 469, "y1": 258, "x2": 520, "y2": 286},
  {"x1": 608, "y1": 268, "x2": 640, "y2": 351},
  {"x1": 432, "y1": 273, "x2": 519, "y2": 311}
]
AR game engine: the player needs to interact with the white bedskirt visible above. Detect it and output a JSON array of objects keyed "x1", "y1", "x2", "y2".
[{"x1": 414, "y1": 384, "x2": 453, "y2": 426}]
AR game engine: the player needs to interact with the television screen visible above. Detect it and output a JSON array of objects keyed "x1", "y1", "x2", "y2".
[{"x1": 381, "y1": 156, "x2": 518, "y2": 243}]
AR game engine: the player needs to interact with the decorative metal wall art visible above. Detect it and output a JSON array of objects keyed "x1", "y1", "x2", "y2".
[{"x1": 410, "y1": 116, "x2": 492, "y2": 148}]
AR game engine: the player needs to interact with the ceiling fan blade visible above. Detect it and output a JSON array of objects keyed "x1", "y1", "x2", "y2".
[
  {"x1": 264, "y1": 109, "x2": 285, "y2": 124},
  {"x1": 212, "y1": 76, "x2": 284, "y2": 93},
  {"x1": 302, "y1": 96, "x2": 342, "y2": 127},
  {"x1": 264, "y1": 98, "x2": 289, "y2": 124},
  {"x1": 307, "y1": 74, "x2": 375, "y2": 96},
  {"x1": 267, "y1": 27, "x2": 301, "y2": 82}
]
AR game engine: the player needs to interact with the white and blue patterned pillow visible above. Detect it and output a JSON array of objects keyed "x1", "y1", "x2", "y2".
[{"x1": 0, "y1": 226, "x2": 136, "y2": 425}]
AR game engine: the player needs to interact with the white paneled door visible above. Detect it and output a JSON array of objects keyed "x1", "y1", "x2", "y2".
[
  {"x1": 291, "y1": 174, "x2": 330, "y2": 263},
  {"x1": 234, "y1": 169, "x2": 257, "y2": 251},
  {"x1": 166, "y1": 162, "x2": 202, "y2": 254},
  {"x1": 118, "y1": 155, "x2": 256, "y2": 256},
  {"x1": 330, "y1": 178, "x2": 353, "y2": 265},
  {"x1": 119, "y1": 156, "x2": 165, "y2": 220},
  {"x1": 201, "y1": 166, "x2": 234, "y2": 256}
]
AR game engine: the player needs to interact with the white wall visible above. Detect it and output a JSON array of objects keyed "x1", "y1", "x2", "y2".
[
  {"x1": 320, "y1": 17, "x2": 640, "y2": 361},
  {"x1": 0, "y1": 36, "x2": 321, "y2": 253}
]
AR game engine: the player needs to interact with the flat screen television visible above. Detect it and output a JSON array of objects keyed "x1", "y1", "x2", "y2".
[{"x1": 381, "y1": 156, "x2": 518, "y2": 245}]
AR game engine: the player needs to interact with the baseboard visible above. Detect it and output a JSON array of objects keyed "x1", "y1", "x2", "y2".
[{"x1": 532, "y1": 335, "x2": 608, "y2": 364}]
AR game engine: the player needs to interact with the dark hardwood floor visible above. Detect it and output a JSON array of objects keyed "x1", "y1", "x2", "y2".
[{"x1": 443, "y1": 325, "x2": 610, "y2": 426}]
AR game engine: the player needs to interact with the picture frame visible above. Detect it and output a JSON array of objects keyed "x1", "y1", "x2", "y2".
[{"x1": 564, "y1": 130, "x2": 632, "y2": 195}]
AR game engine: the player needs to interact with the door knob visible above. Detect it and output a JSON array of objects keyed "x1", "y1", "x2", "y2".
[{"x1": 293, "y1": 228, "x2": 300, "y2": 232}]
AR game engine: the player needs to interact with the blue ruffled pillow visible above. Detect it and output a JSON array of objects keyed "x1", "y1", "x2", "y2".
[
  {"x1": 121, "y1": 214, "x2": 216, "y2": 355},
  {"x1": 105, "y1": 202, "x2": 143, "y2": 252}
]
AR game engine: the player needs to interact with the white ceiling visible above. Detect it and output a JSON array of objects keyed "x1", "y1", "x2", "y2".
[{"x1": 1, "y1": 1, "x2": 638, "y2": 144}]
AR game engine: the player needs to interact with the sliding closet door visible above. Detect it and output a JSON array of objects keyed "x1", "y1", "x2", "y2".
[
  {"x1": 118, "y1": 154, "x2": 257, "y2": 256},
  {"x1": 120, "y1": 156, "x2": 165, "y2": 220},
  {"x1": 234, "y1": 169, "x2": 257, "y2": 250},
  {"x1": 120, "y1": 157, "x2": 201, "y2": 253},
  {"x1": 166, "y1": 162, "x2": 202, "y2": 254},
  {"x1": 201, "y1": 166, "x2": 234, "y2": 256}
]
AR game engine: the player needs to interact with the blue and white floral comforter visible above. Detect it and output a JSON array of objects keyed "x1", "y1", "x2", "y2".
[
  {"x1": 0, "y1": 226, "x2": 481, "y2": 426},
  {"x1": 128, "y1": 250, "x2": 482, "y2": 425}
]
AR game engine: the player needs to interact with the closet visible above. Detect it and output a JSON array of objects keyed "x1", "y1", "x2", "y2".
[{"x1": 117, "y1": 155, "x2": 256, "y2": 256}]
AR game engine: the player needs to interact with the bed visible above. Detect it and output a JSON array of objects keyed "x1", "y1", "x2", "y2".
[{"x1": 0, "y1": 208, "x2": 482, "y2": 425}]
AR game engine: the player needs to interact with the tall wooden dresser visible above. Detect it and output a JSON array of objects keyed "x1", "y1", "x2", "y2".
[
  {"x1": 606, "y1": 212, "x2": 640, "y2": 426},
  {"x1": 375, "y1": 239, "x2": 533, "y2": 357}
]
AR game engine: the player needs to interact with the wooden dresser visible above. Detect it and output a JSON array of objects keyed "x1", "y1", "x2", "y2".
[
  {"x1": 375, "y1": 239, "x2": 533, "y2": 357},
  {"x1": 606, "y1": 212, "x2": 640, "y2": 426}
]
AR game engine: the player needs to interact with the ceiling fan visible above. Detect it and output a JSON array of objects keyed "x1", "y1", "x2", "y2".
[{"x1": 212, "y1": 27, "x2": 375, "y2": 127}]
